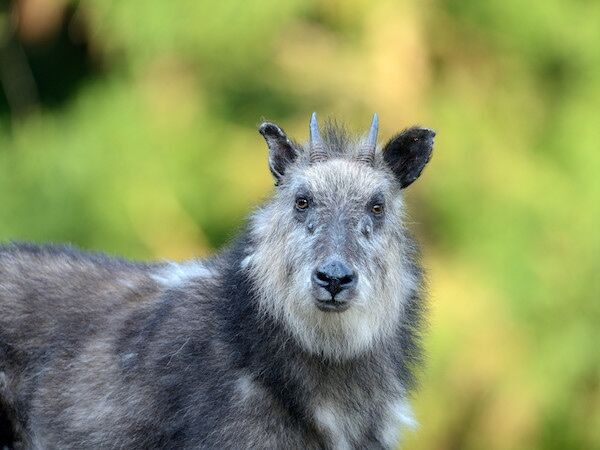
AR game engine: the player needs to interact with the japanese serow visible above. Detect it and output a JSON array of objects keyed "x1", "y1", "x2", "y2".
[{"x1": 0, "y1": 113, "x2": 435, "y2": 449}]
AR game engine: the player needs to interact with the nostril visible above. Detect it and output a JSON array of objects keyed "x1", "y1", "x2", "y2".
[
  {"x1": 339, "y1": 274, "x2": 355, "y2": 287},
  {"x1": 314, "y1": 270, "x2": 330, "y2": 286},
  {"x1": 316, "y1": 271, "x2": 329, "y2": 282}
]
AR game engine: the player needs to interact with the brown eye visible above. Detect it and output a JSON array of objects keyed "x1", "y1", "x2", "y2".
[
  {"x1": 295, "y1": 197, "x2": 309, "y2": 210},
  {"x1": 371, "y1": 204, "x2": 384, "y2": 215}
]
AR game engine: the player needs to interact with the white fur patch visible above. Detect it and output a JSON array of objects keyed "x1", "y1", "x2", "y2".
[
  {"x1": 240, "y1": 254, "x2": 254, "y2": 270},
  {"x1": 381, "y1": 398, "x2": 417, "y2": 447},
  {"x1": 314, "y1": 402, "x2": 368, "y2": 450},
  {"x1": 121, "y1": 352, "x2": 136, "y2": 363},
  {"x1": 235, "y1": 374, "x2": 257, "y2": 402},
  {"x1": 25, "y1": 417, "x2": 46, "y2": 450},
  {"x1": 315, "y1": 396, "x2": 415, "y2": 449},
  {"x1": 119, "y1": 279, "x2": 137, "y2": 290},
  {"x1": 151, "y1": 261, "x2": 213, "y2": 288}
]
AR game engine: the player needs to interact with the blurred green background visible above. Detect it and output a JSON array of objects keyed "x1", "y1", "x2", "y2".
[{"x1": 0, "y1": 0, "x2": 598, "y2": 448}]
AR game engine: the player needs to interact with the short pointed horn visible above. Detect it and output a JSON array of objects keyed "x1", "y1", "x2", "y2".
[
  {"x1": 309, "y1": 112, "x2": 327, "y2": 163},
  {"x1": 355, "y1": 113, "x2": 379, "y2": 165}
]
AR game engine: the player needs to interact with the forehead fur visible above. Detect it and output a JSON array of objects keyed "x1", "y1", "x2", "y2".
[{"x1": 299, "y1": 160, "x2": 390, "y2": 200}]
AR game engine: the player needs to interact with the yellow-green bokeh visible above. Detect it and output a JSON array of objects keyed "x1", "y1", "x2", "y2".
[{"x1": 0, "y1": 1, "x2": 598, "y2": 449}]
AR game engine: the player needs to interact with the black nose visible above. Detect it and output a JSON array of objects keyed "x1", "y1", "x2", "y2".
[{"x1": 312, "y1": 260, "x2": 357, "y2": 297}]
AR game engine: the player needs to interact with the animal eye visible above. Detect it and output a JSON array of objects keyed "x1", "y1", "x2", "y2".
[
  {"x1": 295, "y1": 197, "x2": 309, "y2": 211},
  {"x1": 371, "y1": 204, "x2": 384, "y2": 215}
]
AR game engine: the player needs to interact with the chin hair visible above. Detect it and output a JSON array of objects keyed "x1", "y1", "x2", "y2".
[{"x1": 248, "y1": 260, "x2": 415, "y2": 360}]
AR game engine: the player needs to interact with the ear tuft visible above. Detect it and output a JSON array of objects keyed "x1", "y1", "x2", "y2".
[
  {"x1": 259, "y1": 122, "x2": 285, "y2": 139},
  {"x1": 259, "y1": 122, "x2": 298, "y2": 185},
  {"x1": 383, "y1": 127, "x2": 435, "y2": 189}
]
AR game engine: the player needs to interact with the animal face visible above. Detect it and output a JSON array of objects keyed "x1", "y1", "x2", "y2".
[
  {"x1": 280, "y1": 160, "x2": 399, "y2": 311},
  {"x1": 247, "y1": 114, "x2": 434, "y2": 358}
]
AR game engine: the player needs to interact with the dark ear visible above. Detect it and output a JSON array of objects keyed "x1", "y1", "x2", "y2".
[
  {"x1": 382, "y1": 127, "x2": 435, "y2": 189},
  {"x1": 259, "y1": 122, "x2": 298, "y2": 185}
]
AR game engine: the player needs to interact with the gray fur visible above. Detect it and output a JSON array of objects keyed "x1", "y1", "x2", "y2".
[{"x1": 0, "y1": 115, "x2": 435, "y2": 449}]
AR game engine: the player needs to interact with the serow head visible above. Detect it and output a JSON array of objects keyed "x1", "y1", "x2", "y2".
[{"x1": 253, "y1": 113, "x2": 435, "y2": 357}]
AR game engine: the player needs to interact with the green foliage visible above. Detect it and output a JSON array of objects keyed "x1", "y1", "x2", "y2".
[{"x1": 0, "y1": 0, "x2": 598, "y2": 448}]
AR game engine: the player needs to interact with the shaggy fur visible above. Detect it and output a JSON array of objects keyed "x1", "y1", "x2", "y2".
[{"x1": 0, "y1": 117, "x2": 435, "y2": 449}]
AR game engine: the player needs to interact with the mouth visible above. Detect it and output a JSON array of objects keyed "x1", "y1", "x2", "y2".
[{"x1": 315, "y1": 298, "x2": 351, "y2": 313}]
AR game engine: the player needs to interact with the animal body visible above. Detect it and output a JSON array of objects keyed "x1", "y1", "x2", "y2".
[{"x1": 0, "y1": 114, "x2": 435, "y2": 449}]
